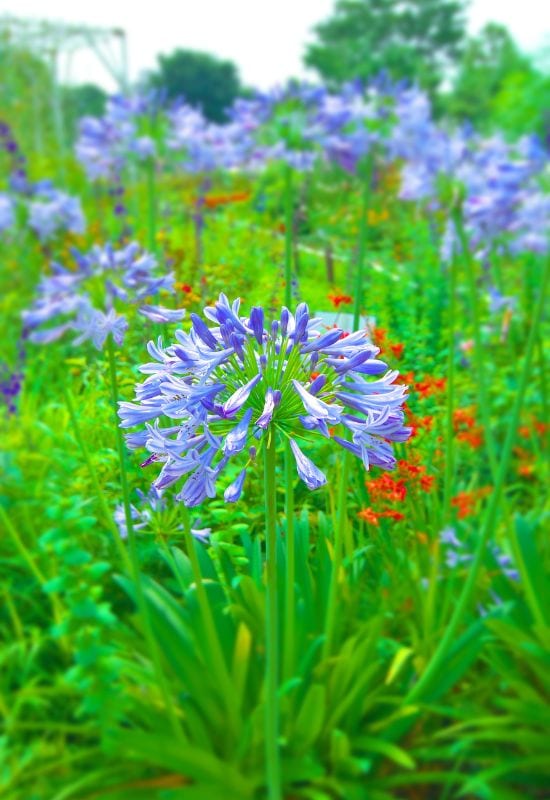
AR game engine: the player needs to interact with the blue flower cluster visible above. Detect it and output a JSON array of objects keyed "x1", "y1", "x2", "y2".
[
  {"x1": 119, "y1": 294, "x2": 411, "y2": 506},
  {"x1": 27, "y1": 183, "x2": 86, "y2": 242},
  {"x1": 22, "y1": 242, "x2": 184, "y2": 349},
  {"x1": 76, "y1": 95, "x2": 156, "y2": 181}
]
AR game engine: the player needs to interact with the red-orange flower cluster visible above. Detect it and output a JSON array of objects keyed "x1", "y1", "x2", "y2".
[
  {"x1": 451, "y1": 487, "x2": 491, "y2": 518},
  {"x1": 357, "y1": 507, "x2": 405, "y2": 526},
  {"x1": 369, "y1": 326, "x2": 405, "y2": 360},
  {"x1": 203, "y1": 191, "x2": 250, "y2": 209},
  {"x1": 404, "y1": 403, "x2": 434, "y2": 437},
  {"x1": 328, "y1": 292, "x2": 353, "y2": 308},
  {"x1": 359, "y1": 459, "x2": 435, "y2": 523},
  {"x1": 414, "y1": 375, "x2": 446, "y2": 399},
  {"x1": 453, "y1": 406, "x2": 484, "y2": 449}
]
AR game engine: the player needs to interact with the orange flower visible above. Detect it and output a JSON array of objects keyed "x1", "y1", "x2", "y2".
[
  {"x1": 451, "y1": 487, "x2": 491, "y2": 519},
  {"x1": 415, "y1": 376, "x2": 447, "y2": 399},
  {"x1": 457, "y1": 429, "x2": 484, "y2": 448},
  {"x1": 381, "y1": 509, "x2": 405, "y2": 522},
  {"x1": 453, "y1": 406, "x2": 484, "y2": 449},
  {"x1": 371, "y1": 327, "x2": 387, "y2": 348},
  {"x1": 367, "y1": 473, "x2": 407, "y2": 503},
  {"x1": 419, "y1": 474, "x2": 435, "y2": 492},
  {"x1": 328, "y1": 292, "x2": 353, "y2": 308},
  {"x1": 390, "y1": 342, "x2": 404, "y2": 359},
  {"x1": 203, "y1": 191, "x2": 250, "y2": 209},
  {"x1": 534, "y1": 420, "x2": 548, "y2": 437},
  {"x1": 358, "y1": 507, "x2": 380, "y2": 526},
  {"x1": 518, "y1": 463, "x2": 535, "y2": 477}
]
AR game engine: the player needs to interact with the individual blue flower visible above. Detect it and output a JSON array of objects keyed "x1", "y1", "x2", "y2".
[
  {"x1": 224, "y1": 468, "x2": 247, "y2": 502},
  {"x1": 119, "y1": 294, "x2": 411, "y2": 506},
  {"x1": 139, "y1": 305, "x2": 186, "y2": 323},
  {"x1": 73, "y1": 306, "x2": 129, "y2": 350}
]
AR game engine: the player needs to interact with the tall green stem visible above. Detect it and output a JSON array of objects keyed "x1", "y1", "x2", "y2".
[
  {"x1": 146, "y1": 157, "x2": 157, "y2": 253},
  {"x1": 106, "y1": 338, "x2": 186, "y2": 744},
  {"x1": 283, "y1": 165, "x2": 296, "y2": 681},
  {"x1": 264, "y1": 433, "x2": 281, "y2": 800},
  {"x1": 443, "y1": 251, "x2": 457, "y2": 514},
  {"x1": 284, "y1": 165, "x2": 294, "y2": 306},
  {"x1": 323, "y1": 451, "x2": 351, "y2": 659},
  {"x1": 283, "y1": 446, "x2": 296, "y2": 681},
  {"x1": 453, "y1": 210, "x2": 497, "y2": 480},
  {"x1": 407, "y1": 255, "x2": 548, "y2": 703},
  {"x1": 352, "y1": 180, "x2": 369, "y2": 329},
  {"x1": 425, "y1": 247, "x2": 457, "y2": 641}
]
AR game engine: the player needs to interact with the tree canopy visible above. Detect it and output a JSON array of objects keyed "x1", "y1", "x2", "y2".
[
  {"x1": 149, "y1": 49, "x2": 241, "y2": 122},
  {"x1": 304, "y1": 0, "x2": 467, "y2": 94}
]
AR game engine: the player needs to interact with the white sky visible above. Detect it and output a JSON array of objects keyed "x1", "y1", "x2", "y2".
[{"x1": 0, "y1": 0, "x2": 548, "y2": 91}]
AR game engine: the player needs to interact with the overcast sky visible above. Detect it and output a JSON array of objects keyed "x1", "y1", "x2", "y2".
[{"x1": 0, "y1": 0, "x2": 548, "y2": 91}]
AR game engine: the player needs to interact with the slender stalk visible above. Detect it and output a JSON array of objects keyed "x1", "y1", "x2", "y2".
[
  {"x1": 284, "y1": 165, "x2": 294, "y2": 304},
  {"x1": 146, "y1": 157, "x2": 157, "y2": 253},
  {"x1": 406, "y1": 255, "x2": 548, "y2": 703},
  {"x1": 106, "y1": 338, "x2": 186, "y2": 744},
  {"x1": 323, "y1": 450, "x2": 351, "y2": 659},
  {"x1": 443, "y1": 251, "x2": 457, "y2": 514},
  {"x1": 424, "y1": 246, "x2": 456, "y2": 641},
  {"x1": 352, "y1": 180, "x2": 369, "y2": 329},
  {"x1": 283, "y1": 446, "x2": 296, "y2": 681},
  {"x1": 283, "y1": 165, "x2": 297, "y2": 681},
  {"x1": 263, "y1": 433, "x2": 282, "y2": 800},
  {"x1": 63, "y1": 382, "x2": 130, "y2": 570},
  {"x1": 453, "y1": 210, "x2": 498, "y2": 480}
]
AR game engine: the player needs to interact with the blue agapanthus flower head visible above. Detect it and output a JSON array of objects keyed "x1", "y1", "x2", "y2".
[
  {"x1": 22, "y1": 242, "x2": 185, "y2": 349},
  {"x1": 27, "y1": 186, "x2": 86, "y2": 241},
  {"x1": 76, "y1": 93, "x2": 157, "y2": 181},
  {"x1": 119, "y1": 294, "x2": 411, "y2": 507}
]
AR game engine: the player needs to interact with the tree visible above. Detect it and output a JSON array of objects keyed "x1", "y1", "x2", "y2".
[
  {"x1": 149, "y1": 49, "x2": 241, "y2": 122},
  {"x1": 304, "y1": 0, "x2": 467, "y2": 94},
  {"x1": 446, "y1": 24, "x2": 533, "y2": 128}
]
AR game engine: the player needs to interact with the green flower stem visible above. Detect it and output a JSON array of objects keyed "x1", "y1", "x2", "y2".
[
  {"x1": 264, "y1": 432, "x2": 282, "y2": 800},
  {"x1": 62, "y1": 382, "x2": 131, "y2": 572},
  {"x1": 180, "y1": 505, "x2": 241, "y2": 736},
  {"x1": 453, "y1": 209, "x2": 498, "y2": 481},
  {"x1": 283, "y1": 165, "x2": 297, "y2": 682},
  {"x1": 284, "y1": 165, "x2": 294, "y2": 305},
  {"x1": 106, "y1": 337, "x2": 186, "y2": 745},
  {"x1": 283, "y1": 441, "x2": 296, "y2": 682},
  {"x1": 146, "y1": 157, "x2": 157, "y2": 253},
  {"x1": 352, "y1": 180, "x2": 369, "y2": 329},
  {"x1": 407, "y1": 254, "x2": 548, "y2": 704},
  {"x1": 443, "y1": 251, "x2": 457, "y2": 515},
  {"x1": 323, "y1": 449, "x2": 351, "y2": 660}
]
